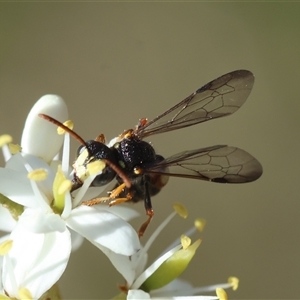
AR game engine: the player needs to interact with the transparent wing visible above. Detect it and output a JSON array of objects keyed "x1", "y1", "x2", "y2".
[
  {"x1": 143, "y1": 145, "x2": 262, "y2": 183},
  {"x1": 136, "y1": 70, "x2": 254, "y2": 138}
]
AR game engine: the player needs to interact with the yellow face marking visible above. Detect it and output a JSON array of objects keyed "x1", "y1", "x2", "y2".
[
  {"x1": 73, "y1": 148, "x2": 91, "y2": 181},
  {"x1": 73, "y1": 148, "x2": 107, "y2": 182}
]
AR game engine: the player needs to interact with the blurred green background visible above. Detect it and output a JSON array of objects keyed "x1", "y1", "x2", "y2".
[{"x1": 1, "y1": 3, "x2": 299, "y2": 299}]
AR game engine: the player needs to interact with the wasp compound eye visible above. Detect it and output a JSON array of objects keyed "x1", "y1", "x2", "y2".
[{"x1": 77, "y1": 144, "x2": 86, "y2": 156}]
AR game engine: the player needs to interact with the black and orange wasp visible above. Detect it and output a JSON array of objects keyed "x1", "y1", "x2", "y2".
[{"x1": 40, "y1": 69, "x2": 262, "y2": 237}]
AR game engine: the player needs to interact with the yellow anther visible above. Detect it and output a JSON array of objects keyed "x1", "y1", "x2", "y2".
[
  {"x1": 173, "y1": 202, "x2": 188, "y2": 219},
  {"x1": 57, "y1": 119, "x2": 74, "y2": 134},
  {"x1": 8, "y1": 143, "x2": 22, "y2": 154},
  {"x1": 180, "y1": 234, "x2": 191, "y2": 250},
  {"x1": 0, "y1": 240, "x2": 13, "y2": 255},
  {"x1": 0, "y1": 135, "x2": 13, "y2": 147},
  {"x1": 27, "y1": 169, "x2": 48, "y2": 181},
  {"x1": 216, "y1": 288, "x2": 228, "y2": 300},
  {"x1": 87, "y1": 160, "x2": 106, "y2": 175},
  {"x1": 194, "y1": 218, "x2": 206, "y2": 232},
  {"x1": 18, "y1": 288, "x2": 33, "y2": 300},
  {"x1": 58, "y1": 179, "x2": 72, "y2": 195},
  {"x1": 228, "y1": 276, "x2": 239, "y2": 291}
]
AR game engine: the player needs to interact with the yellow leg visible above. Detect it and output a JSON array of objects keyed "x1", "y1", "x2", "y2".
[
  {"x1": 82, "y1": 183, "x2": 130, "y2": 206},
  {"x1": 82, "y1": 197, "x2": 110, "y2": 206},
  {"x1": 108, "y1": 182, "x2": 126, "y2": 198},
  {"x1": 108, "y1": 197, "x2": 131, "y2": 206}
]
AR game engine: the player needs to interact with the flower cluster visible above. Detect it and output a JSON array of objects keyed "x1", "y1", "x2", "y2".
[{"x1": 0, "y1": 95, "x2": 239, "y2": 300}]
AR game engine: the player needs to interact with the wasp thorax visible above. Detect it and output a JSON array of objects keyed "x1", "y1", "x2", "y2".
[{"x1": 114, "y1": 137, "x2": 156, "y2": 171}]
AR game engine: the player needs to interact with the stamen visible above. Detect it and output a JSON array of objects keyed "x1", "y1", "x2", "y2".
[
  {"x1": 194, "y1": 218, "x2": 206, "y2": 232},
  {"x1": 27, "y1": 172, "x2": 52, "y2": 209},
  {"x1": 72, "y1": 171, "x2": 109, "y2": 208},
  {"x1": 15, "y1": 152, "x2": 33, "y2": 172},
  {"x1": 139, "y1": 211, "x2": 177, "y2": 265},
  {"x1": 27, "y1": 169, "x2": 48, "y2": 181},
  {"x1": 173, "y1": 202, "x2": 188, "y2": 218},
  {"x1": 61, "y1": 132, "x2": 70, "y2": 175},
  {"x1": 0, "y1": 135, "x2": 13, "y2": 162},
  {"x1": 72, "y1": 174, "x2": 95, "y2": 207},
  {"x1": 61, "y1": 191, "x2": 72, "y2": 219},
  {"x1": 52, "y1": 165, "x2": 70, "y2": 213},
  {"x1": 180, "y1": 234, "x2": 191, "y2": 250},
  {"x1": 18, "y1": 288, "x2": 33, "y2": 300},
  {"x1": 14, "y1": 154, "x2": 50, "y2": 207},
  {"x1": 57, "y1": 120, "x2": 74, "y2": 135},
  {"x1": 58, "y1": 180, "x2": 72, "y2": 195},
  {"x1": 8, "y1": 143, "x2": 22, "y2": 154},
  {"x1": 190, "y1": 277, "x2": 239, "y2": 295},
  {"x1": 0, "y1": 240, "x2": 13, "y2": 255},
  {"x1": 1, "y1": 144, "x2": 12, "y2": 162},
  {"x1": 228, "y1": 276, "x2": 239, "y2": 290},
  {"x1": 163, "y1": 225, "x2": 199, "y2": 254},
  {"x1": 0, "y1": 134, "x2": 12, "y2": 147},
  {"x1": 216, "y1": 288, "x2": 228, "y2": 300}
]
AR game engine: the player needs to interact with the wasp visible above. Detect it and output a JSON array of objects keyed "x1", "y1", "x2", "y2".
[{"x1": 40, "y1": 69, "x2": 262, "y2": 237}]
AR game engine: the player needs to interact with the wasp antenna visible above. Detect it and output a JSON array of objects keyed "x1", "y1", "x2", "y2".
[
  {"x1": 38, "y1": 113, "x2": 87, "y2": 146},
  {"x1": 102, "y1": 158, "x2": 132, "y2": 189}
]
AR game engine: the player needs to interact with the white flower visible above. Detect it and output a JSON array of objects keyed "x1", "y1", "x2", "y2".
[
  {"x1": 128, "y1": 289, "x2": 219, "y2": 300},
  {"x1": 107, "y1": 204, "x2": 238, "y2": 300},
  {"x1": 0, "y1": 95, "x2": 141, "y2": 299},
  {"x1": 0, "y1": 204, "x2": 16, "y2": 233},
  {"x1": 1, "y1": 227, "x2": 70, "y2": 300}
]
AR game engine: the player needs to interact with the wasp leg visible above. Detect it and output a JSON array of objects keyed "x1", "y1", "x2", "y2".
[
  {"x1": 138, "y1": 177, "x2": 154, "y2": 238},
  {"x1": 108, "y1": 193, "x2": 132, "y2": 206},
  {"x1": 82, "y1": 197, "x2": 110, "y2": 206},
  {"x1": 82, "y1": 183, "x2": 128, "y2": 206},
  {"x1": 138, "y1": 209, "x2": 154, "y2": 238},
  {"x1": 108, "y1": 182, "x2": 126, "y2": 198}
]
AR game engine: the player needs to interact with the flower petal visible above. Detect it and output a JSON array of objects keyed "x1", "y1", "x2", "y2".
[
  {"x1": 2, "y1": 226, "x2": 71, "y2": 299},
  {"x1": 127, "y1": 289, "x2": 151, "y2": 300},
  {"x1": 157, "y1": 297, "x2": 218, "y2": 300},
  {"x1": 92, "y1": 204, "x2": 140, "y2": 222},
  {"x1": 68, "y1": 228, "x2": 84, "y2": 252},
  {"x1": 18, "y1": 207, "x2": 66, "y2": 233},
  {"x1": 96, "y1": 245, "x2": 138, "y2": 286},
  {"x1": 0, "y1": 168, "x2": 36, "y2": 207},
  {"x1": 150, "y1": 278, "x2": 194, "y2": 297},
  {"x1": 0, "y1": 206, "x2": 16, "y2": 232},
  {"x1": 6, "y1": 153, "x2": 55, "y2": 200},
  {"x1": 21, "y1": 95, "x2": 68, "y2": 163},
  {"x1": 66, "y1": 205, "x2": 140, "y2": 256}
]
